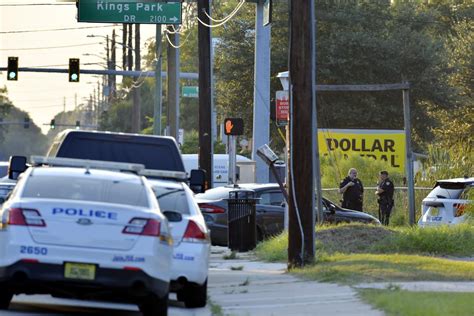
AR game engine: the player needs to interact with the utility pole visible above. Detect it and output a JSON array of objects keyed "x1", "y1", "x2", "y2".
[
  {"x1": 287, "y1": 0, "x2": 316, "y2": 268},
  {"x1": 128, "y1": 25, "x2": 133, "y2": 71},
  {"x1": 132, "y1": 24, "x2": 141, "y2": 133},
  {"x1": 167, "y1": 25, "x2": 180, "y2": 140},
  {"x1": 111, "y1": 29, "x2": 117, "y2": 102},
  {"x1": 198, "y1": 0, "x2": 213, "y2": 189}
]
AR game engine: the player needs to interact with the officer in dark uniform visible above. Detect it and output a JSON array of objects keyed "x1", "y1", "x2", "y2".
[
  {"x1": 339, "y1": 168, "x2": 364, "y2": 211},
  {"x1": 376, "y1": 170, "x2": 395, "y2": 225}
]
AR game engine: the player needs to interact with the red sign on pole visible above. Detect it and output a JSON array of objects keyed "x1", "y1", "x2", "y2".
[{"x1": 276, "y1": 90, "x2": 289, "y2": 126}]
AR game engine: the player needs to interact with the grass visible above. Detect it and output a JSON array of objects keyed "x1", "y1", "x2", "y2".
[
  {"x1": 208, "y1": 297, "x2": 224, "y2": 316},
  {"x1": 254, "y1": 223, "x2": 474, "y2": 283},
  {"x1": 223, "y1": 251, "x2": 239, "y2": 260},
  {"x1": 292, "y1": 253, "x2": 474, "y2": 284},
  {"x1": 358, "y1": 289, "x2": 474, "y2": 316}
]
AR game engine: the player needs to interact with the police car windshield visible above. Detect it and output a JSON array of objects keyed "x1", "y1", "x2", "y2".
[
  {"x1": 22, "y1": 175, "x2": 149, "y2": 207},
  {"x1": 154, "y1": 187, "x2": 190, "y2": 215}
]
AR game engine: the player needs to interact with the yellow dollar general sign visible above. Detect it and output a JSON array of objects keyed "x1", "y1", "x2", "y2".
[{"x1": 318, "y1": 129, "x2": 406, "y2": 172}]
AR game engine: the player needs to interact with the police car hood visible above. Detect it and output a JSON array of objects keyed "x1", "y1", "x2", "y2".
[{"x1": 17, "y1": 199, "x2": 158, "y2": 251}]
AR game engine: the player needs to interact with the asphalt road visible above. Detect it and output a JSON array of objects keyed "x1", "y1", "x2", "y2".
[{"x1": 5, "y1": 293, "x2": 209, "y2": 316}]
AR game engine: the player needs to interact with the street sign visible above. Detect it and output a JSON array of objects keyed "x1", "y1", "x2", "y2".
[
  {"x1": 275, "y1": 90, "x2": 289, "y2": 126},
  {"x1": 78, "y1": 0, "x2": 182, "y2": 24},
  {"x1": 182, "y1": 86, "x2": 199, "y2": 98}
]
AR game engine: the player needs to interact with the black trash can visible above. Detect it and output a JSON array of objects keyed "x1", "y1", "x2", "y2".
[{"x1": 227, "y1": 189, "x2": 258, "y2": 252}]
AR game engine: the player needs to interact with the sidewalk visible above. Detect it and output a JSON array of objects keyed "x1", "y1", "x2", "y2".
[{"x1": 208, "y1": 247, "x2": 384, "y2": 316}]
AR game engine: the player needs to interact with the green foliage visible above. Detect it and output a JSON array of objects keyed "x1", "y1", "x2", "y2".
[
  {"x1": 373, "y1": 224, "x2": 474, "y2": 256},
  {"x1": 0, "y1": 86, "x2": 13, "y2": 145},
  {"x1": 359, "y1": 289, "x2": 474, "y2": 316},
  {"x1": 255, "y1": 224, "x2": 474, "y2": 263},
  {"x1": 254, "y1": 231, "x2": 288, "y2": 262},
  {"x1": 0, "y1": 106, "x2": 48, "y2": 159},
  {"x1": 416, "y1": 143, "x2": 473, "y2": 187},
  {"x1": 294, "y1": 253, "x2": 474, "y2": 284},
  {"x1": 180, "y1": 129, "x2": 226, "y2": 154}
]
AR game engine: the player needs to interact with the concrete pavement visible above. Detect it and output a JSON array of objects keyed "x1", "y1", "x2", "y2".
[{"x1": 208, "y1": 247, "x2": 384, "y2": 316}]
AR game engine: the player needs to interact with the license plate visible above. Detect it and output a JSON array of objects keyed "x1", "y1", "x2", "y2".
[
  {"x1": 64, "y1": 262, "x2": 96, "y2": 280},
  {"x1": 429, "y1": 207, "x2": 439, "y2": 216}
]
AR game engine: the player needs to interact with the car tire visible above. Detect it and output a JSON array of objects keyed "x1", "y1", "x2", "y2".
[
  {"x1": 138, "y1": 293, "x2": 168, "y2": 316},
  {"x1": 0, "y1": 288, "x2": 13, "y2": 310},
  {"x1": 181, "y1": 280, "x2": 207, "y2": 308}
]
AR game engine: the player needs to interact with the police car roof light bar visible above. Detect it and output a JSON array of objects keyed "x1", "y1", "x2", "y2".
[
  {"x1": 30, "y1": 156, "x2": 145, "y2": 173},
  {"x1": 138, "y1": 169, "x2": 188, "y2": 181}
]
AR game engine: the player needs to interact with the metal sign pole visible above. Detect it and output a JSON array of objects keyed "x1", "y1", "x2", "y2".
[{"x1": 228, "y1": 135, "x2": 237, "y2": 185}]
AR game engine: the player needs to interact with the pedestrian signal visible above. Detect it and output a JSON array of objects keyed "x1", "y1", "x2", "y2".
[
  {"x1": 68, "y1": 58, "x2": 80, "y2": 82},
  {"x1": 224, "y1": 118, "x2": 244, "y2": 136},
  {"x1": 7, "y1": 57, "x2": 18, "y2": 81}
]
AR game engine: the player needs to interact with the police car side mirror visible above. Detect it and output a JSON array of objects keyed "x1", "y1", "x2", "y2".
[
  {"x1": 8, "y1": 155, "x2": 27, "y2": 180},
  {"x1": 189, "y1": 169, "x2": 206, "y2": 194}
]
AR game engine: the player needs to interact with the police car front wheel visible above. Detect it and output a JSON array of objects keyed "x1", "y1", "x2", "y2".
[{"x1": 138, "y1": 293, "x2": 168, "y2": 316}]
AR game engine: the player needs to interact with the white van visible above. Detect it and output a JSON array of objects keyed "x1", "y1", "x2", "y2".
[{"x1": 182, "y1": 154, "x2": 256, "y2": 187}]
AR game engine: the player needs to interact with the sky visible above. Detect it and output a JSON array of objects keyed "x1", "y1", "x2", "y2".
[{"x1": 0, "y1": 0, "x2": 157, "y2": 134}]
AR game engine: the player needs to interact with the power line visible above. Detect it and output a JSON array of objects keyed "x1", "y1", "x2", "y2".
[
  {"x1": 0, "y1": 42, "x2": 101, "y2": 51},
  {"x1": 0, "y1": 25, "x2": 117, "y2": 35}
]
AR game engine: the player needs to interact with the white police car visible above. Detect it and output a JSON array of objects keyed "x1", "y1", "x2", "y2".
[
  {"x1": 0, "y1": 157, "x2": 172, "y2": 316},
  {"x1": 143, "y1": 170, "x2": 210, "y2": 308},
  {"x1": 418, "y1": 177, "x2": 473, "y2": 227}
]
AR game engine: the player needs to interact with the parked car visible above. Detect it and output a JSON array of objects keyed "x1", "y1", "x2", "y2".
[
  {"x1": 195, "y1": 183, "x2": 380, "y2": 246},
  {"x1": 0, "y1": 157, "x2": 173, "y2": 315},
  {"x1": 0, "y1": 182, "x2": 15, "y2": 205},
  {"x1": 146, "y1": 172, "x2": 210, "y2": 308},
  {"x1": 418, "y1": 177, "x2": 473, "y2": 227},
  {"x1": 0, "y1": 162, "x2": 8, "y2": 179}
]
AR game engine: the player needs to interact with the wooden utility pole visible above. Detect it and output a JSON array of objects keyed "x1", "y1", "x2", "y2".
[
  {"x1": 111, "y1": 29, "x2": 117, "y2": 101},
  {"x1": 197, "y1": 0, "x2": 213, "y2": 189},
  {"x1": 288, "y1": 0, "x2": 316, "y2": 268},
  {"x1": 127, "y1": 25, "x2": 133, "y2": 71},
  {"x1": 132, "y1": 24, "x2": 141, "y2": 132}
]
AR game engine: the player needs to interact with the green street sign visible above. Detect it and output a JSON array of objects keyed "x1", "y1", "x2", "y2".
[
  {"x1": 78, "y1": 0, "x2": 182, "y2": 24},
  {"x1": 182, "y1": 86, "x2": 199, "y2": 98}
]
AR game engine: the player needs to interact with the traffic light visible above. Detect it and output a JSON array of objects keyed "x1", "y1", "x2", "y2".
[
  {"x1": 24, "y1": 117, "x2": 30, "y2": 129},
  {"x1": 7, "y1": 57, "x2": 18, "y2": 81},
  {"x1": 75, "y1": 121, "x2": 80, "y2": 130},
  {"x1": 50, "y1": 119, "x2": 56, "y2": 129},
  {"x1": 224, "y1": 118, "x2": 244, "y2": 136},
  {"x1": 68, "y1": 58, "x2": 80, "y2": 82}
]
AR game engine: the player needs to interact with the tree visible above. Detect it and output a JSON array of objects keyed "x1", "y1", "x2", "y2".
[
  {"x1": 0, "y1": 107, "x2": 48, "y2": 160},
  {"x1": 0, "y1": 86, "x2": 13, "y2": 145}
]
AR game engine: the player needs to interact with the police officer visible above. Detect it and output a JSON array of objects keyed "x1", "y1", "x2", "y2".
[
  {"x1": 376, "y1": 170, "x2": 395, "y2": 225},
  {"x1": 339, "y1": 168, "x2": 364, "y2": 211}
]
